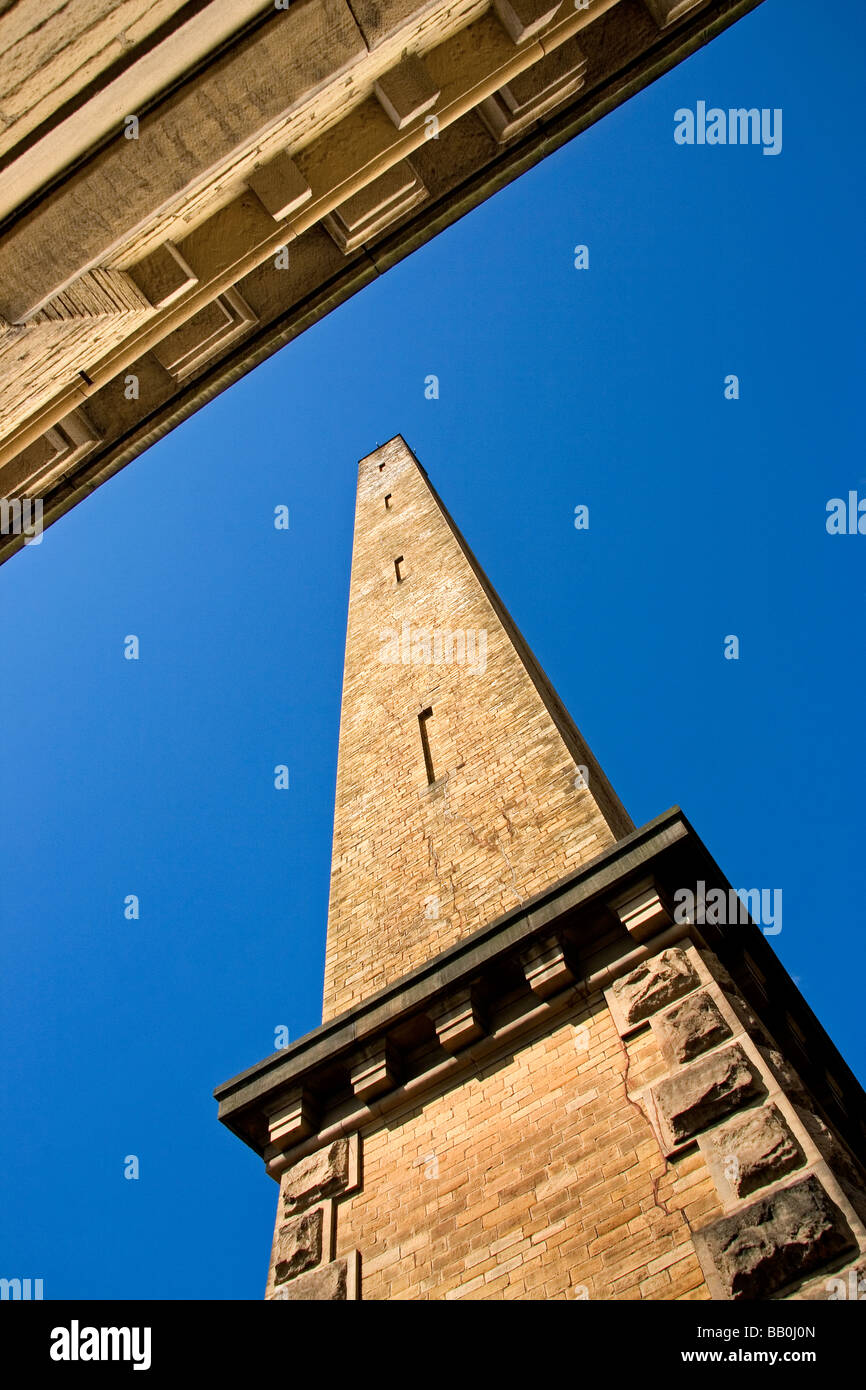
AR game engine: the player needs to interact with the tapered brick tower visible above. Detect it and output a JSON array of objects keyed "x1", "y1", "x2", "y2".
[{"x1": 216, "y1": 436, "x2": 866, "y2": 1301}]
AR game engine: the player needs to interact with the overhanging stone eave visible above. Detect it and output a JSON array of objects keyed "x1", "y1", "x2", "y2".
[
  {"x1": 213, "y1": 806, "x2": 694, "y2": 1144},
  {"x1": 214, "y1": 800, "x2": 866, "y2": 1166},
  {"x1": 0, "y1": 0, "x2": 765, "y2": 568}
]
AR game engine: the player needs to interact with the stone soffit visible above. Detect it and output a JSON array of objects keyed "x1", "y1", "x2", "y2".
[{"x1": 0, "y1": 0, "x2": 765, "y2": 563}]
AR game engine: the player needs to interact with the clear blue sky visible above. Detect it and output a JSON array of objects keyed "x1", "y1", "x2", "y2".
[{"x1": 1, "y1": 0, "x2": 863, "y2": 1299}]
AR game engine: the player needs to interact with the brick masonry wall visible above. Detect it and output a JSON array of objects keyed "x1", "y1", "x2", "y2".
[
  {"x1": 267, "y1": 937, "x2": 866, "y2": 1301},
  {"x1": 333, "y1": 994, "x2": 719, "y2": 1300},
  {"x1": 322, "y1": 437, "x2": 627, "y2": 1019}
]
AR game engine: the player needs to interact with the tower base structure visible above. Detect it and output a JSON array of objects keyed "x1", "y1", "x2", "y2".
[{"x1": 216, "y1": 808, "x2": 866, "y2": 1301}]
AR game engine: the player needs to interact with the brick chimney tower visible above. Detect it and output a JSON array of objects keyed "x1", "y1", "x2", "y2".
[{"x1": 216, "y1": 436, "x2": 866, "y2": 1301}]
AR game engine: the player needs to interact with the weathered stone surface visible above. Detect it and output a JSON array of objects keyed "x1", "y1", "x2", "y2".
[
  {"x1": 479, "y1": 36, "x2": 587, "y2": 143},
  {"x1": 128, "y1": 242, "x2": 198, "y2": 309},
  {"x1": 492, "y1": 0, "x2": 561, "y2": 45},
  {"x1": 0, "y1": 3, "x2": 764, "y2": 564},
  {"x1": 654, "y1": 990, "x2": 732, "y2": 1066},
  {"x1": 0, "y1": 0, "x2": 368, "y2": 322},
  {"x1": 654, "y1": 1044, "x2": 762, "y2": 1146},
  {"x1": 269, "y1": 1257, "x2": 348, "y2": 1301},
  {"x1": 610, "y1": 947, "x2": 699, "y2": 1027},
  {"x1": 374, "y1": 56, "x2": 440, "y2": 130},
  {"x1": 697, "y1": 1176, "x2": 856, "y2": 1300},
  {"x1": 792, "y1": 1108, "x2": 866, "y2": 1229},
  {"x1": 247, "y1": 151, "x2": 313, "y2": 221},
  {"x1": 272, "y1": 1207, "x2": 324, "y2": 1284},
  {"x1": 280, "y1": 1139, "x2": 349, "y2": 1214},
  {"x1": 322, "y1": 160, "x2": 428, "y2": 253},
  {"x1": 702, "y1": 1104, "x2": 805, "y2": 1200}
]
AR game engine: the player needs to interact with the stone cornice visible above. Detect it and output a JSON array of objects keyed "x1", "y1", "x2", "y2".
[
  {"x1": 214, "y1": 807, "x2": 866, "y2": 1176},
  {"x1": 0, "y1": 0, "x2": 765, "y2": 564}
]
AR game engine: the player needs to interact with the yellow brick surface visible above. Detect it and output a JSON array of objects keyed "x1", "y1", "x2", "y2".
[
  {"x1": 323, "y1": 438, "x2": 628, "y2": 1018},
  {"x1": 335, "y1": 998, "x2": 720, "y2": 1300}
]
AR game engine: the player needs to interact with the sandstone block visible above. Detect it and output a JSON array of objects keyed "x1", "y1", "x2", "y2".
[
  {"x1": 247, "y1": 151, "x2": 312, "y2": 221},
  {"x1": 492, "y1": 0, "x2": 562, "y2": 45},
  {"x1": 322, "y1": 160, "x2": 427, "y2": 253},
  {"x1": 269, "y1": 1257, "x2": 349, "y2": 1301},
  {"x1": 609, "y1": 947, "x2": 699, "y2": 1028},
  {"x1": 479, "y1": 36, "x2": 587, "y2": 144},
  {"x1": 128, "y1": 241, "x2": 198, "y2": 309},
  {"x1": 653, "y1": 1044, "x2": 762, "y2": 1147},
  {"x1": 266, "y1": 1085, "x2": 317, "y2": 1150},
  {"x1": 696, "y1": 1176, "x2": 856, "y2": 1299},
  {"x1": 280, "y1": 1138, "x2": 350, "y2": 1214},
  {"x1": 272, "y1": 1207, "x2": 324, "y2": 1284},
  {"x1": 701, "y1": 1104, "x2": 805, "y2": 1201},
  {"x1": 374, "y1": 56, "x2": 440, "y2": 131},
  {"x1": 350, "y1": 1039, "x2": 400, "y2": 1100},
  {"x1": 653, "y1": 990, "x2": 732, "y2": 1066}
]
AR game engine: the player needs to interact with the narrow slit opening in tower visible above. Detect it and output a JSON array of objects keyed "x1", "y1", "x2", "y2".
[
  {"x1": 418, "y1": 707, "x2": 436, "y2": 785},
  {"x1": 394, "y1": 555, "x2": 404, "y2": 582},
  {"x1": 384, "y1": 494, "x2": 392, "y2": 509}
]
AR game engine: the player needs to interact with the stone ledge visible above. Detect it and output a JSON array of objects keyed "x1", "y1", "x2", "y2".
[
  {"x1": 215, "y1": 808, "x2": 866, "y2": 1184},
  {"x1": 216, "y1": 808, "x2": 692, "y2": 1141}
]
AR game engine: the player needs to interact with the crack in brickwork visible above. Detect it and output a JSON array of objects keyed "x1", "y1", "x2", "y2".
[{"x1": 611, "y1": 1023, "x2": 697, "y2": 1251}]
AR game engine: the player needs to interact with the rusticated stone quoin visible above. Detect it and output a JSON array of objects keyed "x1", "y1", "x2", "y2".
[
  {"x1": 701, "y1": 1104, "x2": 805, "y2": 1201},
  {"x1": 654, "y1": 990, "x2": 732, "y2": 1066},
  {"x1": 269, "y1": 1257, "x2": 349, "y2": 1302},
  {"x1": 272, "y1": 1208, "x2": 324, "y2": 1285},
  {"x1": 280, "y1": 1139, "x2": 349, "y2": 1215},
  {"x1": 697, "y1": 1176, "x2": 856, "y2": 1300},
  {"x1": 653, "y1": 1043, "x2": 763, "y2": 1147},
  {"x1": 610, "y1": 947, "x2": 699, "y2": 1028}
]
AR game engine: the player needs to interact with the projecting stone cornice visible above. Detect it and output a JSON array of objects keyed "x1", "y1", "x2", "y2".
[
  {"x1": 214, "y1": 807, "x2": 866, "y2": 1183},
  {"x1": 0, "y1": 0, "x2": 277, "y2": 222},
  {"x1": 0, "y1": 0, "x2": 765, "y2": 562}
]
